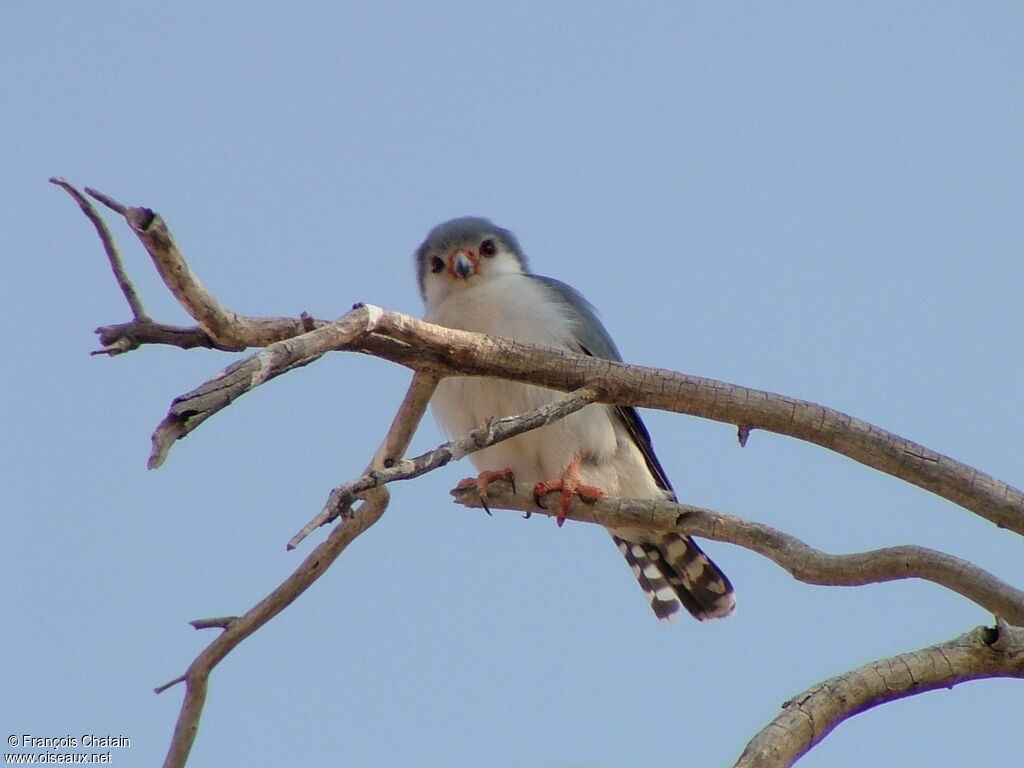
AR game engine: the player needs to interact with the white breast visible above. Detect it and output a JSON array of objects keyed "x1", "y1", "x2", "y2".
[{"x1": 426, "y1": 274, "x2": 662, "y2": 499}]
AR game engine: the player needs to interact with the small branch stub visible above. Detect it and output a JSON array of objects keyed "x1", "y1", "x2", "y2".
[{"x1": 189, "y1": 617, "x2": 239, "y2": 631}]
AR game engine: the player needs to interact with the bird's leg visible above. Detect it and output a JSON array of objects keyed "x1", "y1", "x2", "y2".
[
  {"x1": 532, "y1": 454, "x2": 605, "y2": 527},
  {"x1": 456, "y1": 468, "x2": 516, "y2": 515}
]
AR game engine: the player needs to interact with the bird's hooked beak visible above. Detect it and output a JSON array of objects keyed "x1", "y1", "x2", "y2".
[{"x1": 447, "y1": 248, "x2": 479, "y2": 279}]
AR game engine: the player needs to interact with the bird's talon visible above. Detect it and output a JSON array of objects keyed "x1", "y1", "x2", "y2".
[
  {"x1": 533, "y1": 461, "x2": 606, "y2": 528},
  {"x1": 458, "y1": 469, "x2": 513, "y2": 516},
  {"x1": 493, "y1": 467, "x2": 516, "y2": 496}
]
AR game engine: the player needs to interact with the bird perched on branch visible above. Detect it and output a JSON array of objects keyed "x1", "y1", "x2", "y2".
[{"x1": 415, "y1": 217, "x2": 735, "y2": 623}]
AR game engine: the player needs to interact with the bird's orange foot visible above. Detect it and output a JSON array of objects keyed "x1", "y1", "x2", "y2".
[
  {"x1": 532, "y1": 458, "x2": 604, "y2": 527},
  {"x1": 456, "y1": 468, "x2": 515, "y2": 515}
]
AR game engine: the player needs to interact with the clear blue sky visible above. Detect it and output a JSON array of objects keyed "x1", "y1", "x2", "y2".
[{"x1": 3, "y1": 3, "x2": 1022, "y2": 766}]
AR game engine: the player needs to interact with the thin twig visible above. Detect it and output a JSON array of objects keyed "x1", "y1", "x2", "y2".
[
  {"x1": 288, "y1": 386, "x2": 601, "y2": 549},
  {"x1": 85, "y1": 185, "x2": 127, "y2": 215},
  {"x1": 93, "y1": 320, "x2": 228, "y2": 355},
  {"x1": 102, "y1": 191, "x2": 315, "y2": 349},
  {"x1": 51, "y1": 178, "x2": 149, "y2": 321}
]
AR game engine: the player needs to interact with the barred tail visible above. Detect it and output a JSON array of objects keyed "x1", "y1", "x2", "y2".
[{"x1": 613, "y1": 533, "x2": 735, "y2": 623}]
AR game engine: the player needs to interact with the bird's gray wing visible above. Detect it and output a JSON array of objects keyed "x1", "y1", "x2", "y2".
[{"x1": 532, "y1": 275, "x2": 676, "y2": 496}]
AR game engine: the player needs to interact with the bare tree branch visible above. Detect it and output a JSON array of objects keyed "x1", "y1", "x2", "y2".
[
  {"x1": 160, "y1": 493, "x2": 388, "y2": 768},
  {"x1": 50, "y1": 177, "x2": 150, "y2": 323},
  {"x1": 94, "y1": 320, "x2": 234, "y2": 354},
  {"x1": 146, "y1": 310, "x2": 370, "y2": 468},
  {"x1": 84, "y1": 185, "x2": 323, "y2": 350},
  {"x1": 367, "y1": 370, "x2": 439, "y2": 472},
  {"x1": 451, "y1": 486, "x2": 1024, "y2": 625},
  {"x1": 117, "y1": 294, "x2": 1022, "y2": 538},
  {"x1": 158, "y1": 372, "x2": 436, "y2": 768},
  {"x1": 59, "y1": 183, "x2": 1024, "y2": 538},
  {"x1": 368, "y1": 311, "x2": 1024, "y2": 538},
  {"x1": 732, "y1": 622, "x2": 1024, "y2": 768},
  {"x1": 57, "y1": 181, "x2": 1024, "y2": 768},
  {"x1": 82, "y1": 185, "x2": 128, "y2": 215}
]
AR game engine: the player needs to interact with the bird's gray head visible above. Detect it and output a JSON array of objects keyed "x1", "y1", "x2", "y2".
[{"x1": 414, "y1": 217, "x2": 529, "y2": 304}]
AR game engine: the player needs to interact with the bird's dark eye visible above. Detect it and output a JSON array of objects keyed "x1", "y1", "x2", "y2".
[
  {"x1": 430, "y1": 256, "x2": 445, "y2": 274},
  {"x1": 480, "y1": 239, "x2": 497, "y2": 257}
]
